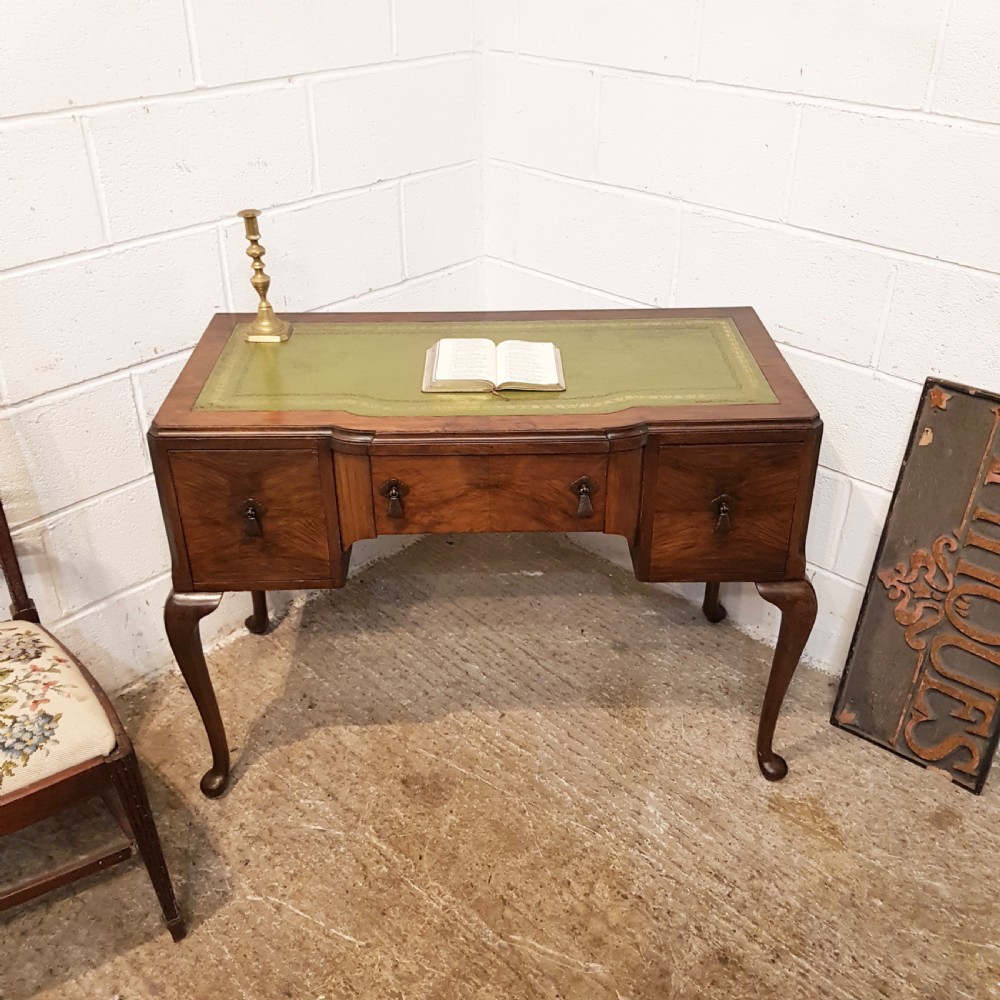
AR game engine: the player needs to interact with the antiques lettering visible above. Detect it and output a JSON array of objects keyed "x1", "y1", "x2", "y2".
[{"x1": 881, "y1": 408, "x2": 1000, "y2": 777}]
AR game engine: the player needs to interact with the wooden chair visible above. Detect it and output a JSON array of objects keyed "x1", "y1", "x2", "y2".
[{"x1": 0, "y1": 496, "x2": 184, "y2": 941}]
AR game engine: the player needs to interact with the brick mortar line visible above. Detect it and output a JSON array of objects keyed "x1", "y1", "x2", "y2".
[
  {"x1": 869, "y1": 265, "x2": 900, "y2": 368},
  {"x1": 489, "y1": 158, "x2": 1000, "y2": 282},
  {"x1": 780, "y1": 341, "x2": 923, "y2": 391},
  {"x1": 692, "y1": 0, "x2": 707, "y2": 82},
  {"x1": 667, "y1": 209, "x2": 683, "y2": 307},
  {"x1": 48, "y1": 570, "x2": 173, "y2": 631},
  {"x1": 923, "y1": 0, "x2": 954, "y2": 112},
  {"x1": 306, "y1": 80, "x2": 322, "y2": 196},
  {"x1": 79, "y1": 119, "x2": 113, "y2": 243},
  {"x1": 398, "y1": 180, "x2": 410, "y2": 278},
  {"x1": 0, "y1": 159, "x2": 479, "y2": 281},
  {"x1": 0, "y1": 354, "x2": 192, "y2": 418},
  {"x1": 481, "y1": 260, "x2": 924, "y2": 494},
  {"x1": 8, "y1": 472, "x2": 158, "y2": 536},
  {"x1": 4, "y1": 263, "x2": 482, "y2": 543},
  {"x1": 0, "y1": 52, "x2": 477, "y2": 127},
  {"x1": 1, "y1": 258, "x2": 482, "y2": 416},
  {"x1": 179, "y1": 0, "x2": 205, "y2": 87},
  {"x1": 780, "y1": 105, "x2": 804, "y2": 223},
  {"x1": 8, "y1": 46, "x2": 992, "y2": 134},
  {"x1": 483, "y1": 257, "x2": 647, "y2": 307},
  {"x1": 825, "y1": 481, "x2": 858, "y2": 585},
  {"x1": 810, "y1": 562, "x2": 866, "y2": 594},
  {"x1": 313, "y1": 257, "x2": 481, "y2": 309},
  {"x1": 216, "y1": 224, "x2": 235, "y2": 312},
  {"x1": 474, "y1": 33, "x2": 488, "y2": 275},
  {"x1": 127, "y1": 373, "x2": 151, "y2": 463},
  {"x1": 817, "y1": 464, "x2": 892, "y2": 498},
  {"x1": 507, "y1": 50, "x2": 1000, "y2": 134}
]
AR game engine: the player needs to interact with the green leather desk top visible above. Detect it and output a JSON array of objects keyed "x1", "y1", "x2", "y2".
[{"x1": 195, "y1": 316, "x2": 777, "y2": 417}]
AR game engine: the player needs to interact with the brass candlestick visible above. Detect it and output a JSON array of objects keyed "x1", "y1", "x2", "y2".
[{"x1": 238, "y1": 209, "x2": 292, "y2": 343}]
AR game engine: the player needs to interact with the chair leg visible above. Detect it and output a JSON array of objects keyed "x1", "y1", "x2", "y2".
[{"x1": 109, "y1": 754, "x2": 186, "y2": 942}]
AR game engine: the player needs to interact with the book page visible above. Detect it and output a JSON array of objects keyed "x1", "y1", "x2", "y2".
[
  {"x1": 496, "y1": 340, "x2": 561, "y2": 387},
  {"x1": 433, "y1": 338, "x2": 496, "y2": 384}
]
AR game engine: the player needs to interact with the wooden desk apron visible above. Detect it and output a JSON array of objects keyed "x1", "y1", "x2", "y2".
[{"x1": 150, "y1": 308, "x2": 822, "y2": 797}]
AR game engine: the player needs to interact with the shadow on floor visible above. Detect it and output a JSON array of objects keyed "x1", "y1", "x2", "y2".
[
  {"x1": 0, "y1": 754, "x2": 227, "y2": 998},
  {"x1": 224, "y1": 533, "x2": 835, "y2": 794}
]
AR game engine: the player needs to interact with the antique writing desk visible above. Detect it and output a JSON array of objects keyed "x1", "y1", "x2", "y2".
[{"x1": 150, "y1": 308, "x2": 821, "y2": 797}]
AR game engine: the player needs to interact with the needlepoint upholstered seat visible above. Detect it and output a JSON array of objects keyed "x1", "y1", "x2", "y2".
[
  {"x1": 0, "y1": 621, "x2": 117, "y2": 796},
  {"x1": 0, "y1": 496, "x2": 185, "y2": 941}
]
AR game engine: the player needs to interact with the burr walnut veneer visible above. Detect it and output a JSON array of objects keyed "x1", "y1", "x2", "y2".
[{"x1": 150, "y1": 309, "x2": 821, "y2": 797}]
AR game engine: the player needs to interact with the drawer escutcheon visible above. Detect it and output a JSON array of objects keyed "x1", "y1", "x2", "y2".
[
  {"x1": 378, "y1": 479, "x2": 409, "y2": 519},
  {"x1": 570, "y1": 476, "x2": 598, "y2": 519}
]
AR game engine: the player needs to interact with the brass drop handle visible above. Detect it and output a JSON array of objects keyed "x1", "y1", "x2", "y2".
[
  {"x1": 570, "y1": 477, "x2": 597, "y2": 519},
  {"x1": 379, "y1": 479, "x2": 409, "y2": 519},
  {"x1": 240, "y1": 498, "x2": 266, "y2": 537},
  {"x1": 713, "y1": 493, "x2": 733, "y2": 534}
]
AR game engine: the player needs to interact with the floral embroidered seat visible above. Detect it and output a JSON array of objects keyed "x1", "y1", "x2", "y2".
[
  {"x1": 0, "y1": 621, "x2": 116, "y2": 798},
  {"x1": 0, "y1": 493, "x2": 184, "y2": 941}
]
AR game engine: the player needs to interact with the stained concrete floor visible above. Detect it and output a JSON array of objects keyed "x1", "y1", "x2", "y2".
[{"x1": 2, "y1": 534, "x2": 998, "y2": 1000}]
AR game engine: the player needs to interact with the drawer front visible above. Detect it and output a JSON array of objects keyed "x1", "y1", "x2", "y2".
[
  {"x1": 370, "y1": 453, "x2": 608, "y2": 534},
  {"x1": 170, "y1": 448, "x2": 333, "y2": 586},
  {"x1": 370, "y1": 456, "x2": 490, "y2": 534},
  {"x1": 490, "y1": 454, "x2": 607, "y2": 532},
  {"x1": 648, "y1": 443, "x2": 801, "y2": 580}
]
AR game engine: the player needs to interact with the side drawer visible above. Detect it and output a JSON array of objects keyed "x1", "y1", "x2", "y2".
[
  {"x1": 647, "y1": 443, "x2": 802, "y2": 581},
  {"x1": 169, "y1": 447, "x2": 335, "y2": 587}
]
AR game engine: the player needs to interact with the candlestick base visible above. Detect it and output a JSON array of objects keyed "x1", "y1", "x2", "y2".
[{"x1": 238, "y1": 208, "x2": 293, "y2": 344}]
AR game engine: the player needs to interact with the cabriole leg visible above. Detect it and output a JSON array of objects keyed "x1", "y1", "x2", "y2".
[
  {"x1": 754, "y1": 579, "x2": 818, "y2": 781},
  {"x1": 164, "y1": 590, "x2": 228, "y2": 797},
  {"x1": 702, "y1": 582, "x2": 727, "y2": 623}
]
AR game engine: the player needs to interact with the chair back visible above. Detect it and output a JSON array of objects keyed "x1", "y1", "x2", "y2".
[{"x1": 0, "y1": 497, "x2": 38, "y2": 622}]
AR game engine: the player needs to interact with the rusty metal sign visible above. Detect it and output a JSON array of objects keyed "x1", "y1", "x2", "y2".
[{"x1": 833, "y1": 379, "x2": 1000, "y2": 793}]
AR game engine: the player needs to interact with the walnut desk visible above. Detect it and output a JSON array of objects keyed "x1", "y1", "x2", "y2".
[{"x1": 150, "y1": 308, "x2": 821, "y2": 797}]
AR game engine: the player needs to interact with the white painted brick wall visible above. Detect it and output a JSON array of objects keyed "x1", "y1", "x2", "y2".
[
  {"x1": 402, "y1": 164, "x2": 482, "y2": 278},
  {"x1": 0, "y1": 232, "x2": 227, "y2": 402},
  {"x1": 6, "y1": 2, "x2": 1000, "y2": 686},
  {"x1": 312, "y1": 60, "x2": 477, "y2": 191},
  {"x1": 482, "y1": 2, "x2": 1000, "y2": 675},
  {"x1": 89, "y1": 88, "x2": 314, "y2": 240},
  {"x1": 221, "y1": 188, "x2": 405, "y2": 312},
  {"x1": 932, "y1": 3, "x2": 1000, "y2": 123},
  {"x1": 598, "y1": 76, "x2": 798, "y2": 219},
  {"x1": 518, "y1": 1, "x2": 701, "y2": 76},
  {"x1": 1, "y1": 120, "x2": 104, "y2": 269},
  {"x1": 394, "y1": 0, "x2": 476, "y2": 58},
  {"x1": 512, "y1": 172, "x2": 679, "y2": 304},
  {"x1": 186, "y1": 0, "x2": 393, "y2": 85},
  {"x1": 1, "y1": 2, "x2": 194, "y2": 117},
  {"x1": 790, "y1": 107, "x2": 1000, "y2": 271},
  {"x1": 698, "y1": 0, "x2": 945, "y2": 108},
  {"x1": 486, "y1": 56, "x2": 600, "y2": 178},
  {"x1": 675, "y1": 214, "x2": 895, "y2": 366},
  {"x1": 0, "y1": 4, "x2": 481, "y2": 689}
]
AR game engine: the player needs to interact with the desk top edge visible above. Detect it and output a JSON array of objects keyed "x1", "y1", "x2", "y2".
[{"x1": 152, "y1": 307, "x2": 819, "y2": 438}]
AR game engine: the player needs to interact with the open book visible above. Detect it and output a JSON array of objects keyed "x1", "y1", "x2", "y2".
[{"x1": 422, "y1": 339, "x2": 565, "y2": 393}]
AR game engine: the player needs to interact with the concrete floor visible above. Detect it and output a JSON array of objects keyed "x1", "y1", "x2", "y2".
[{"x1": 2, "y1": 534, "x2": 998, "y2": 1000}]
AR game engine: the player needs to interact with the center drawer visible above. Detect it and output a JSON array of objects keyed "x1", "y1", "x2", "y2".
[{"x1": 369, "y1": 454, "x2": 608, "y2": 534}]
